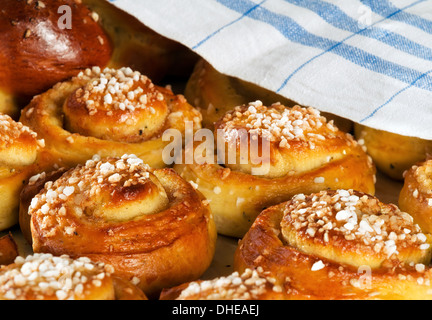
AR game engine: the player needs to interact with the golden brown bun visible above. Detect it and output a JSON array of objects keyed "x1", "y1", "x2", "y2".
[
  {"x1": 235, "y1": 189, "x2": 432, "y2": 300},
  {"x1": 160, "y1": 268, "x2": 295, "y2": 300},
  {"x1": 0, "y1": 0, "x2": 198, "y2": 118},
  {"x1": 174, "y1": 102, "x2": 376, "y2": 237},
  {"x1": 0, "y1": 113, "x2": 44, "y2": 231},
  {"x1": 27, "y1": 155, "x2": 217, "y2": 298},
  {"x1": 399, "y1": 159, "x2": 432, "y2": 234},
  {"x1": 354, "y1": 124, "x2": 432, "y2": 180},
  {"x1": 83, "y1": 0, "x2": 198, "y2": 81},
  {"x1": 0, "y1": 253, "x2": 147, "y2": 300},
  {"x1": 0, "y1": 0, "x2": 113, "y2": 117},
  {"x1": 185, "y1": 59, "x2": 352, "y2": 132},
  {"x1": 19, "y1": 67, "x2": 202, "y2": 171}
]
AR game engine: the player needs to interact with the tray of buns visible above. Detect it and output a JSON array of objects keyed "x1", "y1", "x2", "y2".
[{"x1": 0, "y1": 0, "x2": 431, "y2": 301}]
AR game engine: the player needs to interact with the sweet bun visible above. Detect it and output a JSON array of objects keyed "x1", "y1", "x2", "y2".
[
  {"x1": 174, "y1": 101, "x2": 375, "y2": 237},
  {"x1": 19, "y1": 66, "x2": 202, "y2": 171},
  {"x1": 185, "y1": 59, "x2": 352, "y2": 132},
  {"x1": 0, "y1": 253, "x2": 147, "y2": 300},
  {"x1": 235, "y1": 189, "x2": 432, "y2": 299},
  {"x1": 0, "y1": 0, "x2": 113, "y2": 117},
  {"x1": 354, "y1": 124, "x2": 432, "y2": 180},
  {"x1": 0, "y1": 0, "x2": 197, "y2": 118},
  {"x1": 399, "y1": 159, "x2": 432, "y2": 234},
  {"x1": 0, "y1": 113, "x2": 44, "y2": 231},
  {"x1": 26, "y1": 155, "x2": 217, "y2": 298},
  {"x1": 160, "y1": 268, "x2": 294, "y2": 300}
]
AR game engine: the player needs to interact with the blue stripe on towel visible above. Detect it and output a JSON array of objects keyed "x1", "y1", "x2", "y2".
[
  {"x1": 360, "y1": 69, "x2": 432, "y2": 122},
  {"x1": 362, "y1": 0, "x2": 432, "y2": 34},
  {"x1": 283, "y1": 0, "x2": 432, "y2": 61},
  {"x1": 215, "y1": 0, "x2": 432, "y2": 93},
  {"x1": 192, "y1": 0, "x2": 267, "y2": 49}
]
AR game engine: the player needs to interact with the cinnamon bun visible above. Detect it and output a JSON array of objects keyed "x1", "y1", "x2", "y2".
[
  {"x1": 174, "y1": 102, "x2": 376, "y2": 237},
  {"x1": 19, "y1": 66, "x2": 202, "y2": 171},
  {"x1": 235, "y1": 189, "x2": 432, "y2": 299},
  {"x1": 27, "y1": 155, "x2": 217, "y2": 298},
  {"x1": 399, "y1": 159, "x2": 432, "y2": 234},
  {"x1": 0, "y1": 253, "x2": 147, "y2": 300}
]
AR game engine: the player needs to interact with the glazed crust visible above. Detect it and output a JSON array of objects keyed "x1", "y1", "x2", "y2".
[
  {"x1": 174, "y1": 103, "x2": 375, "y2": 237},
  {"x1": 0, "y1": 0, "x2": 113, "y2": 115},
  {"x1": 19, "y1": 67, "x2": 201, "y2": 171},
  {"x1": 19, "y1": 167, "x2": 68, "y2": 245},
  {"x1": 0, "y1": 0, "x2": 197, "y2": 118},
  {"x1": 399, "y1": 159, "x2": 432, "y2": 234},
  {"x1": 234, "y1": 190, "x2": 432, "y2": 300},
  {"x1": 28, "y1": 156, "x2": 217, "y2": 298},
  {"x1": 354, "y1": 124, "x2": 432, "y2": 180}
]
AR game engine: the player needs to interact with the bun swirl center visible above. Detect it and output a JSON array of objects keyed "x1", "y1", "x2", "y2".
[
  {"x1": 29, "y1": 154, "x2": 169, "y2": 225},
  {"x1": 281, "y1": 189, "x2": 432, "y2": 269},
  {"x1": 214, "y1": 101, "x2": 351, "y2": 178}
]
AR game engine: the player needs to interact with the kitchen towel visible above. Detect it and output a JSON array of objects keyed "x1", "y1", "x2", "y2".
[{"x1": 109, "y1": 0, "x2": 432, "y2": 139}]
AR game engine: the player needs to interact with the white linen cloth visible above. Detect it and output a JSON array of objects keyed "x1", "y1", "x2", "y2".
[{"x1": 109, "y1": 0, "x2": 432, "y2": 139}]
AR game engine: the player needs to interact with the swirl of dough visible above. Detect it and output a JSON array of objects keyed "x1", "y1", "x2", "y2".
[
  {"x1": 19, "y1": 66, "x2": 202, "y2": 171},
  {"x1": 27, "y1": 154, "x2": 217, "y2": 298}
]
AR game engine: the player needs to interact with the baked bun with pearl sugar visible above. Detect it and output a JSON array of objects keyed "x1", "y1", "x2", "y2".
[
  {"x1": 19, "y1": 66, "x2": 202, "y2": 171},
  {"x1": 0, "y1": 253, "x2": 147, "y2": 300},
  {"x1": 0, "y1": 0, "x2": 113, "y2": 117},
  {"x1": 174, "y1": 101, "x2": 376, "y2": 238},
  {"x1": 235, "y1": 189, "x2": 432, "y2": 299},
  {"x1": 159, "y1": 268, "x2": 295, "y2": 300},
  {"x1": 26, "y1": 154, "x2": 217, "y2": 298}
]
